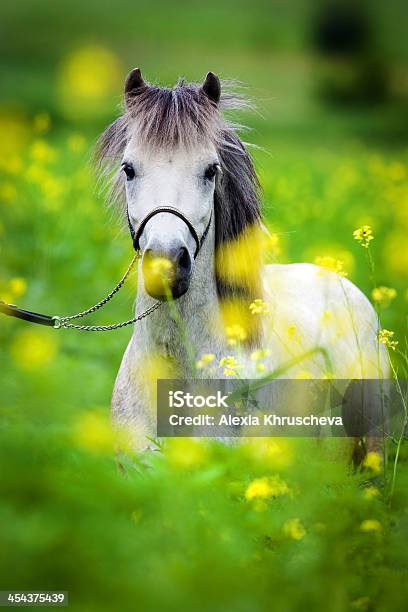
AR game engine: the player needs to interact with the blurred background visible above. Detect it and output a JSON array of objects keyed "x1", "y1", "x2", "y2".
[{"x1": 1, "y1": 1, "x2": 408, "y2": 609}]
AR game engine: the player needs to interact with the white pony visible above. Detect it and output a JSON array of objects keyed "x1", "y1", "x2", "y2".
[{"x1": 97, "y1": 69, "x2": 388, "y2": 452}]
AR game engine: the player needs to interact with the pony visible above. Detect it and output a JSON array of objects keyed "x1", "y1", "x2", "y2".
[{"x1": 97, "y1": 68, "x2": 388, "y2": 452}]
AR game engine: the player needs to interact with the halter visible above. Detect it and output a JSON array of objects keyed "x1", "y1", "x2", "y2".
[
  {"x1": 128, "y1": 205, "x2": 212, "y2": 259},
  {"x1": 0, "y1": 207, "x2": 212, "y2": 331}
]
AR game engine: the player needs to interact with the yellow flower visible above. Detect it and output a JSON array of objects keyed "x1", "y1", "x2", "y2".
[
  {"x1": 353, "y1": 225, "x2": 374, "y2": 248},
  {"x1": 8, "y1": 277, "x2": 27, "y2": 298},
  {"x1": 263, "y1": 231, "x2": 282, "y2": 257},
  {"x1": 295, "y1": 370, "x2": 313, "y2": 379},
  {"x1": 371, "y1": 286, "x2": 397, "y2": 307},
  {"x1": 360, "y1": 519, "x2": 382, "y2": 533},
  {"x1": 249, "y1": 298, "x2": 270, "y2": 315},
  {"x1": 142, "y1": 257, "x2": 174, "y2": 296},
  {"x1": 150, "y1": 257, "x2": 172, "y2": 275},
  {"x1": 287, "y1": 324, "x2": 297, "y2": 337},
  {"x1": 30, "y1": 139, "x2": 57, "y2": 164},
  {"x1": 166, "y1": 439, "x2": 208, "y2": 468},
  {"x1": 10, "y1": 328, "x2": 59, "y2": 370},
  {"x1": 58, "y1": 45, "x2": 122, "y2": 121},
  {"x1": 245, "y1": 475, "x2": 290, "y2": 500},
  {"x1": 315, "y1": 256, "x2": 347, "y2": 276},
  {"x1": 73, "y1": 410, "x2": 115, "y2": 454},
  {"x1": 219, "y1": 355, "x2": 240, "y2": 377},
  {"x1": 250, "y1": 349, "x2": 271, "y2": 361},
  {"x1": 321, "y1": 310, "x2": 333, "y2": 325},
  {"x1": 283, "y1": 518, "x2": 306, "y2": 541},
  {"x1": 196, "y1": 353, "x2": 216, "y2": 369},
  {"x1": 363, "y1": 451, "x2": 382, "y2": 474},
  {"x1": 363, "y1": 486, "x2": 380, "y2": 500},
  {"x1": 242, "y1": 438, "x2": 293, "y2": 469},
  {"x1": 226, "y1": 324, "x2": 247, "y2": 346},
  {"x1": 378, "y1": 329, "x2": 398, "y2": 351}
]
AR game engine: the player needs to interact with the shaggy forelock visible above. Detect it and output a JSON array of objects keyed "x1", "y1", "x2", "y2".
[{"x1": 96, "y1": 78, "x2": 259, "y2": 218}]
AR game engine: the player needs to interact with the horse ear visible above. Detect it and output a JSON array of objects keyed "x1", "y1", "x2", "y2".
[
  {"x1": 124, "y1": 68, "x2": 146, "y2": 99},
  {"x1": 201, "y1": 71, "x2": 221, "y2": 104}
]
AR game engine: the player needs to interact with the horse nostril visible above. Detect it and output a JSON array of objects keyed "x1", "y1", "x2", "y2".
[{"x1": 176, "y1": 247, "x2": 192, "y2": 274}]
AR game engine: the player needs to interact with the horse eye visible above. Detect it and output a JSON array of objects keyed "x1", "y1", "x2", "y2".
[
  {"x1": 204, "y1": 163, "x2": 218, "y2": 181},
  {"x1": 122, "y1": 162, "x2": 136, "y2": 181}
]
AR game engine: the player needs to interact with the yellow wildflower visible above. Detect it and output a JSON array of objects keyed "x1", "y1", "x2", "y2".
[
  {"x1": 371, "y1": 286, "x2": 397, "y2": 307},
  {"x1": 150, "y1": 257, "x2": 172, "y2": 275},
  {"x1": 242, "y1": 438, "x2": 293, "y2": 469},
  {"x1": 283, "y1": 518, "x2": 306, "y2": 541},
  {"x1": 245, "y1": 475, "x2": 290, "y2": 500},
  {"x1": 30, "y1": 139, "x2": 57, "y2": 164},
  {"x1": 226, "y1": 324, "x2": 247, "y2": 346},
  {"x1": 196, "y1": 353, "x2": 216, "y2": 369},
  {"x1": 250, "y1": 349, "x2": 271, "y2": 362},
  {"x1": 363, "y1": 451, "x2": 382, "y2": 474},
  {"x1": 321, "y1": 310, "x2": 333, "y2": 325},
  {"x1": 378, "y1": 329, "x2": 398, "y2": 351},
  {"x1": 8, "y1": 277, "x2": 27, "y2": 297},
  {"x1": 263, "y1": 231, "x2": 281, "y2": 257},
  {"x1": 295, "y1": 370, "x2": 313, "y2": 379},
  {"x1": 315, "y1": 256, "x2": 347, "y2": 276},
  {"x1": 10, "y1": 329, "x2": 58, "y2": 370},
  {"x1": 166, "y1": 439, "x2": 208, "y2": 468},
  {"x1": 287, "y1": 324, "x2": 297, "y2": 337},
  {"x1": 360, "y1": 519, "x2": 382, "y2": 532},
  {"x1": 249, "y1": 298, "x2": 270, "y2": 315},
  {"x1": 219, "y1": 355, "x2": 240, "y2": 377},
  {"x1": 363, "y1": 486, "x2": 380, "y2": 500},
  {"x1": 73, "y1": 410, "x2": 115, "y2": 454},
  {"x1": 353, "y1": 225, "x2": 374, "y2": 248},
  {"x1": 58, "y1": 45, "x2": 122, "y2": 121}
]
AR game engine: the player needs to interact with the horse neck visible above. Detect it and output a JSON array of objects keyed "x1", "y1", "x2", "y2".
[{"x1": 133, "y1": 222, "x2": 225, "y2": 368}]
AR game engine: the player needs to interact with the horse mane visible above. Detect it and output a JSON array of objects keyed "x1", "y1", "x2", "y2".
[{"x1": 96, "y1": 77, "x2": 263, "y2": 343}]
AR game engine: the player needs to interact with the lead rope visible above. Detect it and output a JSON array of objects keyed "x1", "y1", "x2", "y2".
[
  {"x1": 53, "y1": 254, "x2": 161, "y2": 331},
  {"x1": 1, "y1": 206, "x2": 212, "y2": 332}
]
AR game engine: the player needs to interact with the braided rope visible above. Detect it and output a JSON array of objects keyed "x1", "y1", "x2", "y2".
[{"x1": 58, "y1": 301, "x2": 161, "y2": 332}]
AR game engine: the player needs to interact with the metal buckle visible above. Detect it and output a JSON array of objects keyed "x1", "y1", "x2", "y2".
[{"x1": 52, "y1": 316, "x2": 62, "y2": 329}]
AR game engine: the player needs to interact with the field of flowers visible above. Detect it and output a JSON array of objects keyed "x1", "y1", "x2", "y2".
[
  {"x1": 0, "y1": 103, "x2": 407, "y2": 610},
  {"x1": 1, "y1": 2, "x2": 408, "y2": 608}
]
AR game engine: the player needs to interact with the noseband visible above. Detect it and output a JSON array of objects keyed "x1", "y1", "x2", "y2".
[{"x1": 128, "y1": 206, "x2": 212, "y2": 259}]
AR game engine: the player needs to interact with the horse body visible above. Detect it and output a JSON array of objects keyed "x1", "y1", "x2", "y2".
[
  {"x1": 112, "y1": 225, "x2": 387, "y2": 445},
  {"x1": 97, "y1": 68, "x2": 388, "y2": 449}
]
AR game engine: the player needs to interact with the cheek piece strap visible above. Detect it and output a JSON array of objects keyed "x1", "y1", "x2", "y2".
[{"x1": 129, "y1": 205, "x2": 213, "y2": 260}]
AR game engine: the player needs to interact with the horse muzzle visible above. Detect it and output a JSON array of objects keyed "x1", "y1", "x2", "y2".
[{"x1": 141, "y1": 242, "x2": 193, "y2": 300}]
